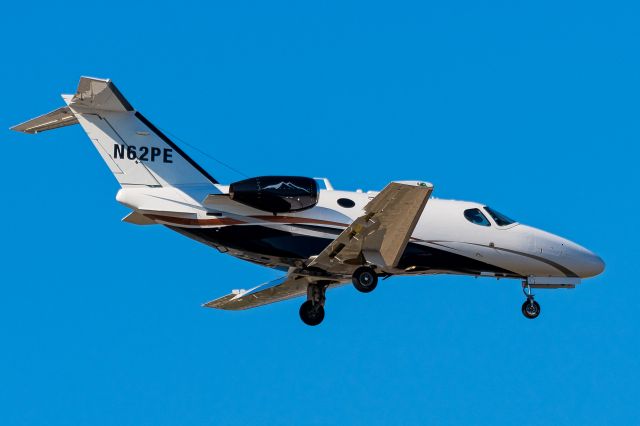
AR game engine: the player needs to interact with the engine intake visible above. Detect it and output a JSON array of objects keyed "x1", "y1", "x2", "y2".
[{"x1": 229, "y1": 176, "x2": 318, "y2": 214}]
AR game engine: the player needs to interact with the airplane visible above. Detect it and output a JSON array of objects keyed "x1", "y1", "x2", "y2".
[{"x1": 11, "y1": 77, "x2": 605, "y2": 326}]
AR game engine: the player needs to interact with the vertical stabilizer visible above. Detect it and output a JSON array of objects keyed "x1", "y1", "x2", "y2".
[{"x1": 12, "y1": 77, "x2": 218, "y2": 189}]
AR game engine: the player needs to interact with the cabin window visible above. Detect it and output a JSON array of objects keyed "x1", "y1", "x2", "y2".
[
  {"x1": 337, "y1": 198, "x2": 356, "y2": 208},
  {"x1": 464, "y1": 208, "x2": 491, "y2": 226},
  {"x1": 484, "y1": 206, "x2": 516, "y2": 226}
]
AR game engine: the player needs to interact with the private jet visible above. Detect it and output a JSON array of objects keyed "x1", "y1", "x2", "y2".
[{"x1": 11, "y1": 77, "x2": 605, "y2": 325}]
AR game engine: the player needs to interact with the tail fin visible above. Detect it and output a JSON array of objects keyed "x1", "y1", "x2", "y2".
[{"x1": 11, "y1": 77, "x2": 218, "y2": 188}]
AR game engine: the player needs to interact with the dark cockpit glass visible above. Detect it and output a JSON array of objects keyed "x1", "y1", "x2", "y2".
[
  {"x1": 484, "y1": 206, "x2": 516, "y2": 226},
  {"x1": 463, "y1": 208, "x2": 491, "y2": 226}
]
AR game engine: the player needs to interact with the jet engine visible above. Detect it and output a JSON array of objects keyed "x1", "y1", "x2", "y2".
[{"x1": 229, "y1": 176, "x2": 318, "y2": 214}]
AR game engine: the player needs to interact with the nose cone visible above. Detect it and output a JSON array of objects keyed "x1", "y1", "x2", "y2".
[
  {"x1": 526, "y1": 226, "x2": 605, "y2": 279},
  {"x1": 576, "y1": 251, "x2": 605, "y2": 278},
  {"x1": 558, "y1": 238, "x2": 605, "y2": 278}
]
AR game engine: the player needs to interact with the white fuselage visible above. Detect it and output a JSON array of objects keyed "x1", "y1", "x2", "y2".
[
  {"x1": 12, "y1": 77, "x2": 605, "y2": 323},
  {"x1": 116, "y1": 184, "x2": 605, "y2": 283}
]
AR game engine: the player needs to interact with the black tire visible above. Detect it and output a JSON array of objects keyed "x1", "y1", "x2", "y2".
[
  {"x1": 299, "y1": 300, "x2": 325, "y2": 326},
  {"x1": 521, "y1": 300, "x2": 541, "y2": 319},
  {"x1": 352, "y1": 266, "x2": 378, "y2": 293}
]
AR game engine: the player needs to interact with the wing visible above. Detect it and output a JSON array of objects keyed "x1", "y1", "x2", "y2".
[
  {"x1": 203, "y1": 274, "x2": 347, "y2": 310},
  {"x1": 204, "y1": 180, "x2": 432, "y2": 311},
  {"x1": 308, "y1": 180, "x2": 433, "y2": 274}
]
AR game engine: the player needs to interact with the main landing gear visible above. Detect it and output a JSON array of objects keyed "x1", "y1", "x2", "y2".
[
  {"x1": 352, "y1": 266, "x2": 378, "y2": 293},
  {"x1": 521, "y1": 282, "x2": 541, "y2": 319},
  {"x1": 299, "y1": 267, "x2": 380, "y2": 326},
  {"x1": 299, "y1": 282, "x2": 327, "y2": 326},
  {"x1": 299, "y1": 301, "x2": 324, "y2": 326}
]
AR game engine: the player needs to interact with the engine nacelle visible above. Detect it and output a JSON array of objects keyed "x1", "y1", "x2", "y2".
[{"x1": 229, "y1": 176, "x2": 318, "y2": 214}]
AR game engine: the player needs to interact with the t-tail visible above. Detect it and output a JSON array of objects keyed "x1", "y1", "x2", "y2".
[{"x1": 11, "y1": 76, "x2": 219, "y2": 189}]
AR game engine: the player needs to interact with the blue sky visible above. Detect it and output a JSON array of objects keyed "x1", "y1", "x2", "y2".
[{"x1": 1, "y1": 1, "x2": 638, "y2": 425}]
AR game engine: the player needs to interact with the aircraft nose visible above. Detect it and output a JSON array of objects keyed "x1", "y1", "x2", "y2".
[
  {"x1": 578, "y1": 251, "x2": 605, "y2": 278},
  {"x1": 527, "y1": 227, "x2": 605, "y2": 279},
  {"x1": 563, "y1": 241, "x2": 605, "y2": 278}
]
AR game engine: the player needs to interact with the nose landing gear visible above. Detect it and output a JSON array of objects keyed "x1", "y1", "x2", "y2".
[
  {"x1": 521, "y1": 282, "x2": 541, "y2": 319},
  {"x1": 522, "y1": 299, "x2": 541, "y2": 319}
]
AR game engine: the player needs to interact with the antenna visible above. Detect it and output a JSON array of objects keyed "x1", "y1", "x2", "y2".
[{"x1": 159, "y1": 127, "x2": 249, "y2": 179}]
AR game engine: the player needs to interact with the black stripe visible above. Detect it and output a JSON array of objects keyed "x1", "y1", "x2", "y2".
[
  {"x1": 107, "y1": 81, "x2": 134, "y2": 111},
  {"x1": 432, "y1": 241, "x2": 579, "y2": 278},
  {"x1": 488, "y1": 246, "x2": 579, "y2": 278},
  {"x1": 170, "y1": 225, "x2": 332, "y2": 259},
  {"x1": 135, "y1": 111, "x2": 219, "y2": 184},
  {"x1": 170, "y1": 225, "x2": 519, "y2": 277},
  {"x1": 398, "y1": 242, "x2": 517, "y2": 276}
]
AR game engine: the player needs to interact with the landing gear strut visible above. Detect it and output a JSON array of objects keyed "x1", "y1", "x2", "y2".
[
  {"x1": 299, "y1": 282, "x2": 327, "y2": 326},
  {"x1": 352, "y1": 266, "x2": 378, "y2": 293},
  {"x1": 521, "y1": 281, "x2": 541, "y2": 319}
]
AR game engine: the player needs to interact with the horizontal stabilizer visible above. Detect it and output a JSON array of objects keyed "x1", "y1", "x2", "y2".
[
  {"x1": 11, "y1": 106, "x2": 78, "y2": 134},
  {"x1": 122, "y1": 211, "x2": 157, "y2": 225},
  {"x1": 68, "y1": 77, "x2": 133, "y2": 112}
]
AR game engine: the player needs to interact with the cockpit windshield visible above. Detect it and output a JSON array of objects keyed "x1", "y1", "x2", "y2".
[
  {"x1": 464, "y1": 208, "x2": 491, "y2": 226},
  {"x1": 483, "y1": 206, "x2": 516, "y2": 226}
]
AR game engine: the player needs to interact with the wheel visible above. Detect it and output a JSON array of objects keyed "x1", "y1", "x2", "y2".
[
  {"x1": 299, "y1": 300, "x2": 325, "y2": 326},
  {"x1": 521, "y1": 300, "x2": 541, "y2": 319},
  {"x1": 352, "y1": 266, "x2": 378, "y2": 293}
]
